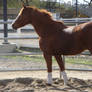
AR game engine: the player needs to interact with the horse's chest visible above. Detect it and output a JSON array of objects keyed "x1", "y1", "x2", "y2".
[{"x1": 39, "y1": 38, "x2": 53, "y2": 53}]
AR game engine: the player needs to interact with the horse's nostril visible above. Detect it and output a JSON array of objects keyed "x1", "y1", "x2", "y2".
[
  {"x1": 12, "y1": 24, "x2": 14, "y2": 28},
  {"x1": 12, "y1": 24, "x2": 17, "y2": 30}
]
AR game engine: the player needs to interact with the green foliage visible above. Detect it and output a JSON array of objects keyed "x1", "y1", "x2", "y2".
[
  {"x1": 7, "y1": 0, "x2": 21, "y2": 8},
  {"x1": 3, "y1": 55, "x2": 92, "y2": 65},
  {"x1": 2, "y1": 0, "x2": 88, "y2": 18},
  {"x1": 29, "y1": 0, "x2": 41, "y2": 8},
  {"x1": 65, "y1": 57, "x2": 92, "y2": 65},
  {"x1": 0, "y1": 0, "x2": 3, "y2": 8},
  {"x1": 6, "y1": 0, "x2": 75, "y2": 18}
]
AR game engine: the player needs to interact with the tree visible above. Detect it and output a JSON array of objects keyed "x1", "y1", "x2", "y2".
[
  {"x1": 29, "y1": 0, "x2": 41, "y2": 8},
  {"x1": 84, "y1": 0, "x2": 92, "y2": 5},
  {"x1": 0, "y1": 0, "x2": 3, "y2": 8},
  {"x1": 40, "y1": 0, "x2": 59, "y2": 12}
]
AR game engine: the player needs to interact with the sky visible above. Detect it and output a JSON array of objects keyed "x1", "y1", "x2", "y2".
[
  {"x1": 57, "y1": 0, "x2": 91, "y2": 4},
  {"x1": 44, "y1": 0, "x2": 91, "y2": 4}
]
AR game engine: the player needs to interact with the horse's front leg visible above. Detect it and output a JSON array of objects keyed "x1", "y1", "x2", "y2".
[
  {"x1": 43, "y1": 53, "x2": 52, "y2": 84},
  {"x1": 54, "y1": 55, "x2": 68, "y2": 85}
]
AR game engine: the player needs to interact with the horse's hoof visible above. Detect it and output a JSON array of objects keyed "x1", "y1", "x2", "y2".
[
  {"x1": 46, "y1": 83, "x2": 52, "y2": 86},
  {"x1": 64, "y1": 82, "x2": 69, "y2": 87}
]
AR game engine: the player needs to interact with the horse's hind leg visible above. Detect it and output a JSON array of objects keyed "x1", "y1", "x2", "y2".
[
  {"x1": 43, "y1": 53, "x2": 52, "y2": 84},
  {"x1": 54, "y1": 55, "x2": 68, "y2": 85}
]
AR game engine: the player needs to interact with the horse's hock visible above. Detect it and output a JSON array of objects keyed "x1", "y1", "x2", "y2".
[{"x1": 0, "y1": 43, "x2": 17, "y2": 53}]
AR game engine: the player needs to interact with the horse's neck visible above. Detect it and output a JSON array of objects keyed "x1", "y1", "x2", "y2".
[
  {"x1": 31, "y1": 12, "x2": 66, "y2": 37},
  {"x1": 32, "y1": 16, "x2": 54, "y2": 37}
]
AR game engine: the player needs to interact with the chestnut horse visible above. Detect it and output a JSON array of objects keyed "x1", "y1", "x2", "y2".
[{"x1": 12, "y1": 6, "x2": 92, "y2": 85}]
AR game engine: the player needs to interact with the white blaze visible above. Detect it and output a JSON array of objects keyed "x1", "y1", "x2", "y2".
[
  {"x1": 11, "y1": 14, "x2": 20, "y2": 26},
  {"x1": 12, "y1": 8, "x2": 23, "y2": 25}
]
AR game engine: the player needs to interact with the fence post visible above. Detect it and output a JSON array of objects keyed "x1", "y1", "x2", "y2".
[
  {"x1": 75, "y1": 18, "x2": 78, "y2": 26},
  {"x1": 3, "y1": 0, "x2": 8, "y2": 44},
  {"x1": 75, "y1": 0, "x2": 78, "y2": 17},
  {"x1": 90, "y1": 17, "x2": 92, "y2": 21}
]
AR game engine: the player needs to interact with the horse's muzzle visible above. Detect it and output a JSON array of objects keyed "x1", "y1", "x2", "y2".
[{"x1": 12, "y1": 24, "x2": 17, "y2": 30}]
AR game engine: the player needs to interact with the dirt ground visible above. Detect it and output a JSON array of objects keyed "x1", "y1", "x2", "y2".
[{"x1": 0, "y1": 70, "x2": 92, "y2": 92}]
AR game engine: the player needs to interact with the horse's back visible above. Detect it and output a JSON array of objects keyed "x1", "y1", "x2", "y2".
[
  {"x1": 80, "y1": 22, "x2": 92, "y2": 48},
  {"x1": 40, "y1": 20, "x2": 92, "y2": 55}
]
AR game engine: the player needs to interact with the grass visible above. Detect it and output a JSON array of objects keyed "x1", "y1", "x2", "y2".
[
  {"x1": 65, "y1": 57, "x2": 92, "y2": 65},
  {"x1": 2, "y1": 55, "x2": 56, "y2": 62},
  {"x1": 1, "y1": 55, "x2": 92, "y2": 65}
]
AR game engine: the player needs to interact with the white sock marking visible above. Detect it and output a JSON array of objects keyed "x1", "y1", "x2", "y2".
[
  {"x1": 47, "y1": 72, "x2": 52, "y2": 84},
  {"x1": 61, "y1": 71, "x2": 68, "y2": 85}
]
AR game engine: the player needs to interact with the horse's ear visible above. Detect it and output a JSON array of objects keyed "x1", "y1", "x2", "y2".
[{"x1": 23, "y1": 4, "x2": 26, "y2": 8}]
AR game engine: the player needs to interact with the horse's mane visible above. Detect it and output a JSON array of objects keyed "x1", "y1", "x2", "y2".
[
  {"x1": 40, "y1": 9, "x2": 52, "y2": 17},
  {"x1": 27, "y1": 6, "x2": 52, "y2": 18}
]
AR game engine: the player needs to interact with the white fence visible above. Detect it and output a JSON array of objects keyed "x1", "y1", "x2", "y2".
[
  {"x1": 0, "y1": 18, "x2": 92, "y2": 39},
  {"x1": 0, "y1": 17, "x2": 92, "y2": 33},
  {"x1": 60, "y1": 18, "x2": 92, "y2": 23}
]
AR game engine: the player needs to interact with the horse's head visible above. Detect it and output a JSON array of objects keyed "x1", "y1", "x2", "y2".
[{"x1": 12, "y1": 6, "x2": 33, "y2": 30}]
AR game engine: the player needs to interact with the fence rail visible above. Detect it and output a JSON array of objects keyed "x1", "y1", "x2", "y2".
[
  {"x1": 1, "y1": 17, "x2": 92, "y2": 24},
  {"x1": 0, "y1": 52, "x2": 92, "y2": 72},
  {"x1": 0, "y1": 17, "x2": 92, "y2": 38}
]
